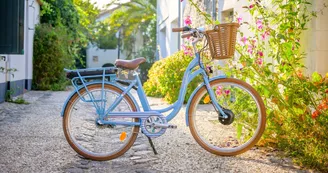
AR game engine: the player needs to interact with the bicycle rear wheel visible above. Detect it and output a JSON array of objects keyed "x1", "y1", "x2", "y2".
[
  {"x1": 63, "y1": 83, "x2": 139, "y2": 161},
  {"x1": 188, "y1": 78, "x2": 266, "y2": 156}
]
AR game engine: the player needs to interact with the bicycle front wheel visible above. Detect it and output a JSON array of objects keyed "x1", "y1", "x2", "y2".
[
  {"x1": 63, "y1": 83, "x2": 139, "y2": 161},
  {"x1": 188, "y1": 78, "x2": 266, "y2": 156}
]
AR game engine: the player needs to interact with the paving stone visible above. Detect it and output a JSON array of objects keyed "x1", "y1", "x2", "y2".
[
  {"x1": 133, "y1": 158, "x2": 157, "y2": 164},
  {"x1": 130, "y1": 156, "x2": 142, "y2": 160},
  {"x1": 133, "y1": 150, "x2": 152, "y2": 156},
  {"x1": 131, "y1": 144, "x2": 149, "y2": 151}
]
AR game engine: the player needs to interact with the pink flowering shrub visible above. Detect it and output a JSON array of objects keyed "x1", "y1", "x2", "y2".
[
  {"x1": 221, "y1": 1, "x2": 328, "y2": 170},
  {"x1": 188, "y1": 0, "x2": 328, "y2": 170}
]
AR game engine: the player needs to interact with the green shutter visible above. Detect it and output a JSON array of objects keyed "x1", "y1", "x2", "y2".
[{"x1": 0, "y1": 0, "x2": 25, "y2": 54}]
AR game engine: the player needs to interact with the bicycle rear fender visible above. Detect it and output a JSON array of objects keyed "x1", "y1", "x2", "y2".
[
  {"x1": 60, "y1": 81, "x2": 140, "y2": 117},
  {"x1": 185, "y1": 75, "x2": 226, "y2": 126}
]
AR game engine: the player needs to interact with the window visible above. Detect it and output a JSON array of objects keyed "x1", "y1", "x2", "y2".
[
  {"x1": 93, "y1": 56, "x2": 98, "y2": 62},
  {"x1": 0, "y1": 0, "x2": 25, "y2": 54},
  {"x1": 221, "y1": 9, "x2": 234, "y2": 23}
]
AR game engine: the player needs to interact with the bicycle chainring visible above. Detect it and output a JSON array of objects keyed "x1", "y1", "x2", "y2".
[{"x1": 141, "y1": 115, "x2": 167, "y2": 138}]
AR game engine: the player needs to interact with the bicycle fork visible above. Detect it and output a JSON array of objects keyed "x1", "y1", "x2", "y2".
[{"x1": 202, "y1": 75, "x2": 228, "y2": 119}]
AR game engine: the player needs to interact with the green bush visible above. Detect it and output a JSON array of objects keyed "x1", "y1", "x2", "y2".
[
  {"x1": 143, "y1": 50, "x2": 202, "y2": 103},
  {"x1": 33, "y1": 24, "x2": 75, "y2": 90}
]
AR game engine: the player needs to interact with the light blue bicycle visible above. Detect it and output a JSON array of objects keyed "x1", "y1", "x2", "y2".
[{"x1": 61, "y1": 24, "x2": 266, "y2": 161}]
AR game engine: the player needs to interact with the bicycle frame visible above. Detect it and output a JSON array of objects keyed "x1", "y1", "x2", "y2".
[{"x1": 61, "y1": 57, "x2": 227, "y2": 128}]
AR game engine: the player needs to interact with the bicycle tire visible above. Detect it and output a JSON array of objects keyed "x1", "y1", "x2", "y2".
[
  {"x1": 188, "y1": 78, "x2": 266, "y2": 156},
  {"x1": 63, "y1": 83, "x2": 139, "y2": 161}
]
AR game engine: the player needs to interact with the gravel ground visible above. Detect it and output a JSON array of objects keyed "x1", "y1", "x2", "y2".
[{"x1": 0, "y1": 90, "x2": 317, "y2": 173}]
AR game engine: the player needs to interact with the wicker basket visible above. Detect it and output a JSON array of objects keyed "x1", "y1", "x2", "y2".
[{"x1": 205, "y1": 23, "x2": 240, "y2": 60}]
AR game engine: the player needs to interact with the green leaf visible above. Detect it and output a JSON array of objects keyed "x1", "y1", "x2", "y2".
[
  {"x1": 237, "y1": 123, "x2": 242, "y2": 140},
  {"x1": 214, "y1": 20, "x2": 220, "y2": 25},
  {"x1": 312, "y1": 72, "x2": 322, "y2": 83}
]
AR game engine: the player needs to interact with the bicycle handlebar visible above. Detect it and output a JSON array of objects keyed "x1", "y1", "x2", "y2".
[
  {"x1": 172, "y1": 27, "x2": 205, "y2": 39},
  {"x1": 181, "y1": 33, "x2": 193, "y2": 38},
  {"x1": 172, "y1": 26, "x2": 191, "y2": 32}
]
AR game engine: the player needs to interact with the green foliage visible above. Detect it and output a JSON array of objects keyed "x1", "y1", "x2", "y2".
[
  {"x1": 228, "y1": 1, "x2": 328, "y2": 171},
  {"x1": 41, "y1": 0, "x2": 79, "y2": 36},
  {"x1": 33, "y1": 24, "x2": 74, "y2": 90},
  {"x1": 73, "y1": 0, "x2": 99, "y2": 41},
  {"x1": 5, "y1": 89, "x2": 29, "y2": 104},
  {"x1": 105, "y1": 0, "x2": 156, "y2": 59},
  {"x1": 144, "y1": 50, "x2": 202, "y2": 103},
  {"x1": 136, "y1": 18, "x2": 157, "y2": 83},
  {"x1": 95, "y1": 23, "x2": 118, "y2": 49},
  {"x1": 40, "y1": 0, "x2": 103, "y2": 70},
  {"x1": 191, "y1": 0, "x2": 328, "y2": 170}
]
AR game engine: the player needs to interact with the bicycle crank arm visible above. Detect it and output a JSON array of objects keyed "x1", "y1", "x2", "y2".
[{"x1": 152, "y1": 123, "x2": 177, "y2": 129}]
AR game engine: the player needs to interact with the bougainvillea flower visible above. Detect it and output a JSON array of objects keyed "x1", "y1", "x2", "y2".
[
  {"x1": 247, "y1": 45, "x2": 253, "y2": 54},
  {"x1": 184, "y1": 16, "x2": 192, "y2": 26},
  {"x1": 237, "y1": 17, "x2": 243, "y2": 24},
  {"x1": 252, "y1": 39, "x2": 257, "y2": 44},
  {"x1": 261, "y1": 31, "x2": 270, "y2": 40},
  {"x1": 256, "y1": 58, "x2": 263, "y2": 66},
  {"x1": 240, "y1": 36, "x2": 247, "y2": 45},
  {"x1": 258, "y1": 51, "x2": 263, "y2": 57},
  {"x1": 224, "y1": 89, "x2": 231, "y2": 95},
  {"x1": 181, "y1": 44, "x2": 193, "y2": 56},
  {"x1": 256, "y1": 19, "x2": 263, "y2": 30},
  {"x1": 216, "y1": 86, "x2": 223, "y2": 96}
]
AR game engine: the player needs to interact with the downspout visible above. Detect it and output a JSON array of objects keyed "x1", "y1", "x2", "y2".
[
  {"x1": 26, "y1": 0, "x2": 29, "y2": 90},
  {"x1": 212, "y1": 0, "x2": 217, "y2": 21},
  {"x1": 178, "y1": 0, "x2": 181, "y2": 50}
]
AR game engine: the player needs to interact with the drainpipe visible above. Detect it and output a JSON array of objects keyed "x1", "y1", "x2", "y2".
[
  {"x1": 212, "y1": 0, "x2": 217, "y2": 21},
  {"x1": 178, "y1": 0, "x2": 181, "y2": 50},
  {"x1": 26, "y1": 0, "x2": 30, "y2": 90}
]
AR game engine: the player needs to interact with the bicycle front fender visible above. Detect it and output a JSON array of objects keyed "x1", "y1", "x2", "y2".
[
  {"x1": 185, "y1": 75, "x2": 227, "y2": 126},
  {"x1": 60, "y1": 81, "x2": 140, "y2": 117}
]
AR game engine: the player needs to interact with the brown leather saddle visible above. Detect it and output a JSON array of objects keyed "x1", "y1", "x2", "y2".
[{"x1": 115, "y1": 57, "x2": 146, "y2": 70}]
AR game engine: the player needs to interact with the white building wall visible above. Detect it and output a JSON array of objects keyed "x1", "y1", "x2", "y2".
[
  {"x1": 86, "y1": 44, "x2": 125, "y2": 68},
  {"x1": 304, "y1": 0, "x2": 328, "y2": 75},
  {"x1": 2, "y1": 0, "x2": 40, "y2": 88},
  {"x1": 157, "y1": 0, "x2": 181, "y2": 58},
  {"x1": 0, "y1": 0, "x2": 40, "y2": 102}
]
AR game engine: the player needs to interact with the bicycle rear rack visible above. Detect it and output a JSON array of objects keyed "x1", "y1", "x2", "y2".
[{"x1": 64, "y1": 67, "x2": 118, "y2": 115}]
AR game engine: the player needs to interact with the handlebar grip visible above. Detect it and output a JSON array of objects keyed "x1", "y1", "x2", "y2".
[
  {"x1": 172, "y1": 26, "x2": 191, "y2": 32},
  {"x1": 181, "y1": 33, "x2": 193, "y2": 38},
  {"x1": 172, "y1": 28, "x2": 184, "y2": 32}
]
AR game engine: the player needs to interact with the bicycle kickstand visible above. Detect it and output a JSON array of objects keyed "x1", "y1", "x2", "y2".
[{"x1": 147, "y1": 136, "x2": 158, "y2": 155}]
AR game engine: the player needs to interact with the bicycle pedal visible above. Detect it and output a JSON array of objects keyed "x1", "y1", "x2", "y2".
[{"x1": 168, "y1": 125, "x2": 177, "y2": 129}]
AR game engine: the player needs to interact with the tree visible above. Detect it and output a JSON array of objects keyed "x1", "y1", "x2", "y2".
[{"x1": 105, "y1": 0, "x2": 157, "y2": 60}]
